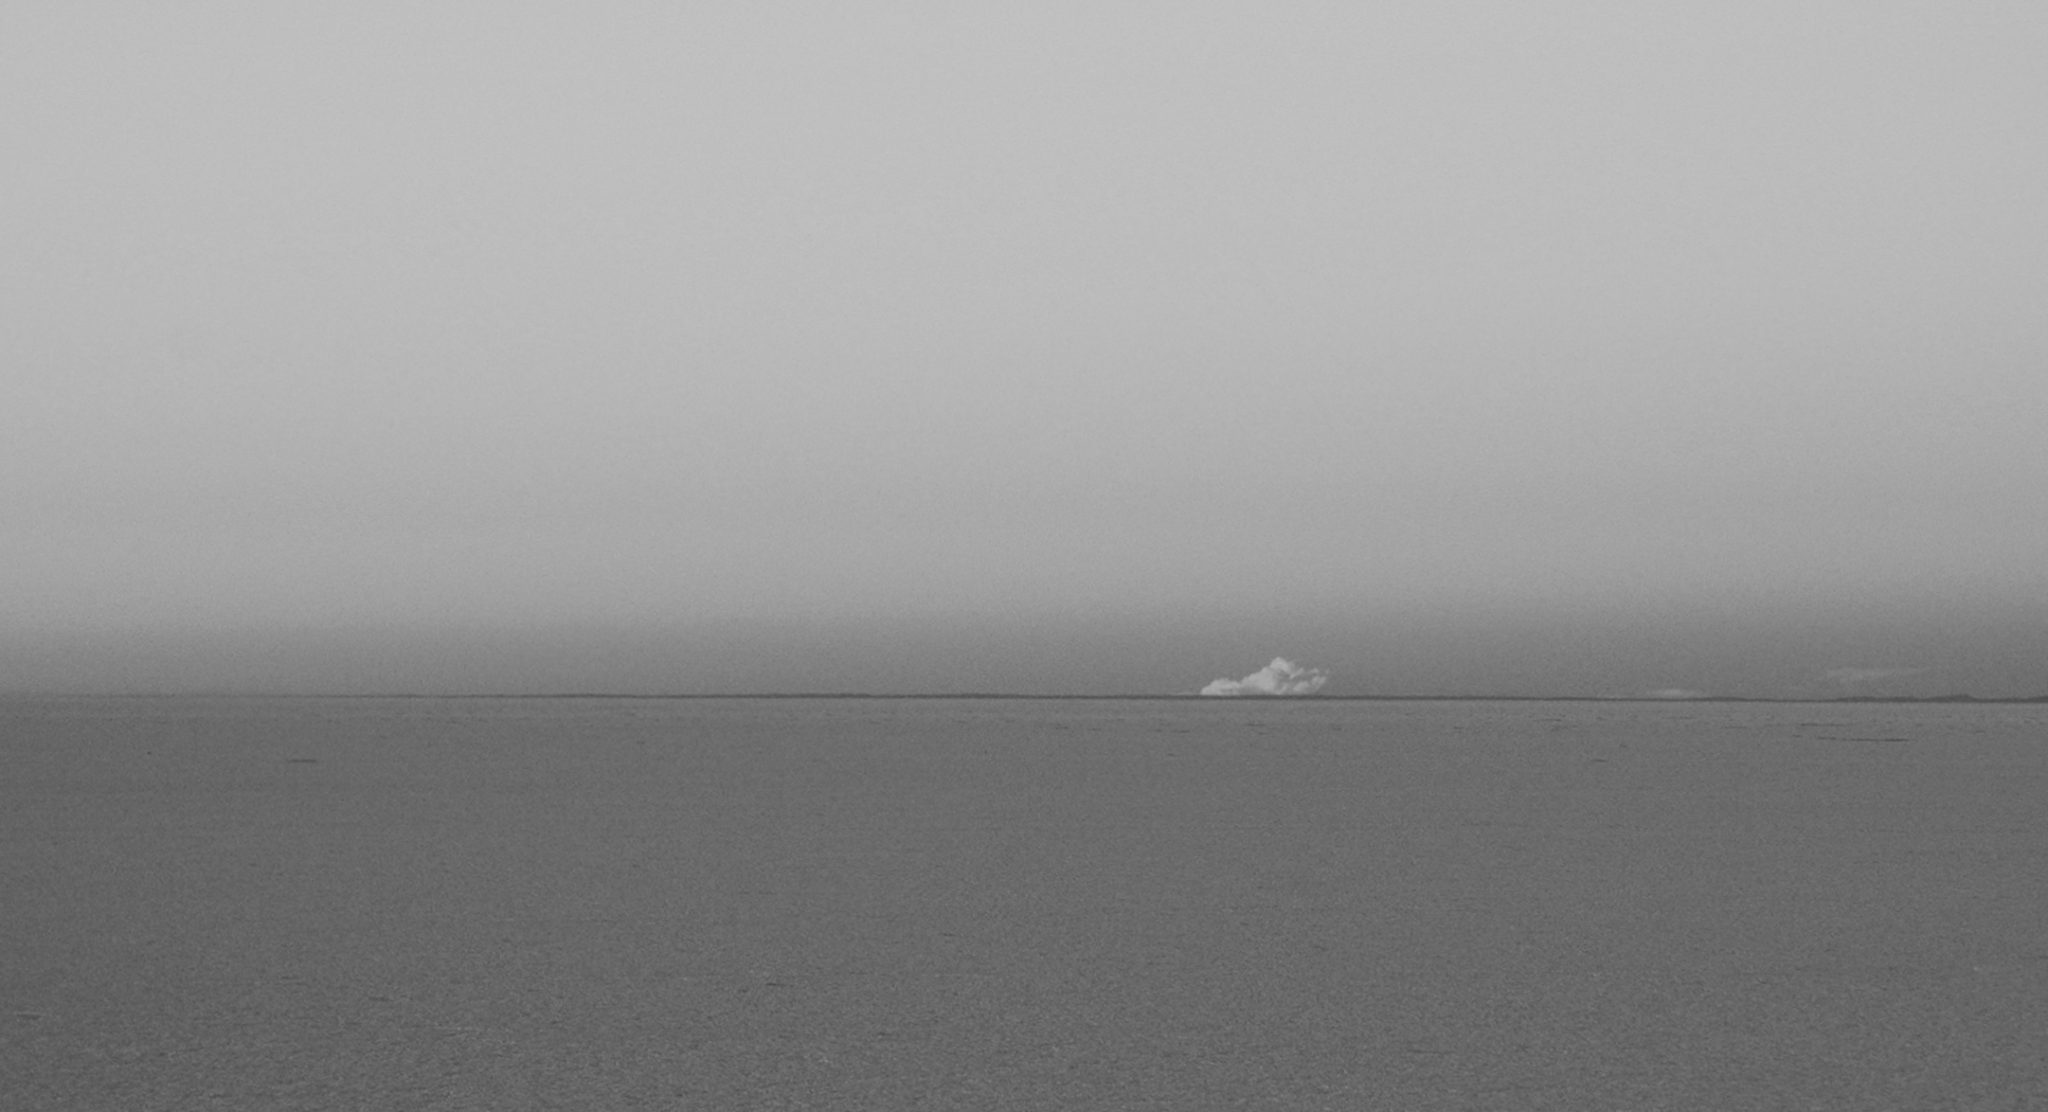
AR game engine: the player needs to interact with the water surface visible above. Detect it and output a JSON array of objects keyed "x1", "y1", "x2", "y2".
[{"x1": 5, "y1": 697, "x2": 2045, "y2": 1108}]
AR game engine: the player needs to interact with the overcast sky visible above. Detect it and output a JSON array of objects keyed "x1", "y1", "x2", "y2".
[{"x1": 5, "y1": 3, "x2": 2045, "y2": 695}]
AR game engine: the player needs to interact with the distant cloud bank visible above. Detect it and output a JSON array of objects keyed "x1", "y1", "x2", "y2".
[{"x1": 1201, "y1": 657, "x2": 1329, "y2": 697}]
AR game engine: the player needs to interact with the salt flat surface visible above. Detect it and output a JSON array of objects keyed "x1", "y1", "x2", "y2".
[{"x1": 4, "y1": 696, "x2": 2046, "y2": 1110}]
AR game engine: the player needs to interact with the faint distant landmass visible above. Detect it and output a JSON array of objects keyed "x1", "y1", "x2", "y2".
[{"x1": 1832, "y1": 693, "x2": 2048, "y2": 703}]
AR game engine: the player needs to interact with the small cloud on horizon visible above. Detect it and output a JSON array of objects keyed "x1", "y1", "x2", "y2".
[{"x1": 1200, "y1": 657, "x2": 1329, "y2": 697}]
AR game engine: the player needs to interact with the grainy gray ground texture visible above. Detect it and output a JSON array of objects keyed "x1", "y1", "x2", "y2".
[{"x1": 4, "y1": 696, "x2": 2046, "y2": 1110}]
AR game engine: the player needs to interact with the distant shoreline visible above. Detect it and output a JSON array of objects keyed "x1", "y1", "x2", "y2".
[{"x1": 22, "y1": 692, "x2": 2048, "y2": 704}]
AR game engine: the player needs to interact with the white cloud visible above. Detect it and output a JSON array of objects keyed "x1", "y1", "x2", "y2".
[{"x1": 1201, "y1": 657, "x2": 1329, "y2": 697}]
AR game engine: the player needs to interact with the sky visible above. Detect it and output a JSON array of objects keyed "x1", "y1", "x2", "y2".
[{"x1": 4, "y1": 2, "x2": 2046, "y2": 696}]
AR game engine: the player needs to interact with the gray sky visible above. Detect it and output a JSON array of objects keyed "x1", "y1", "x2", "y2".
[{"x1": 5, "y1": 2, "x2": 2046, "y2": 695}]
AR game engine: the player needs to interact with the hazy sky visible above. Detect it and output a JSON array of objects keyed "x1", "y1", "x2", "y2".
[{"x1": 6, "y1": 3, "x2": 2046, "y2": 695}]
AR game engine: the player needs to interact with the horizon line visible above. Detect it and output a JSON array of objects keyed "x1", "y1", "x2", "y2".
[{"x1": 15, "y1": 692, "x2": 2047, "y2": 704}]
